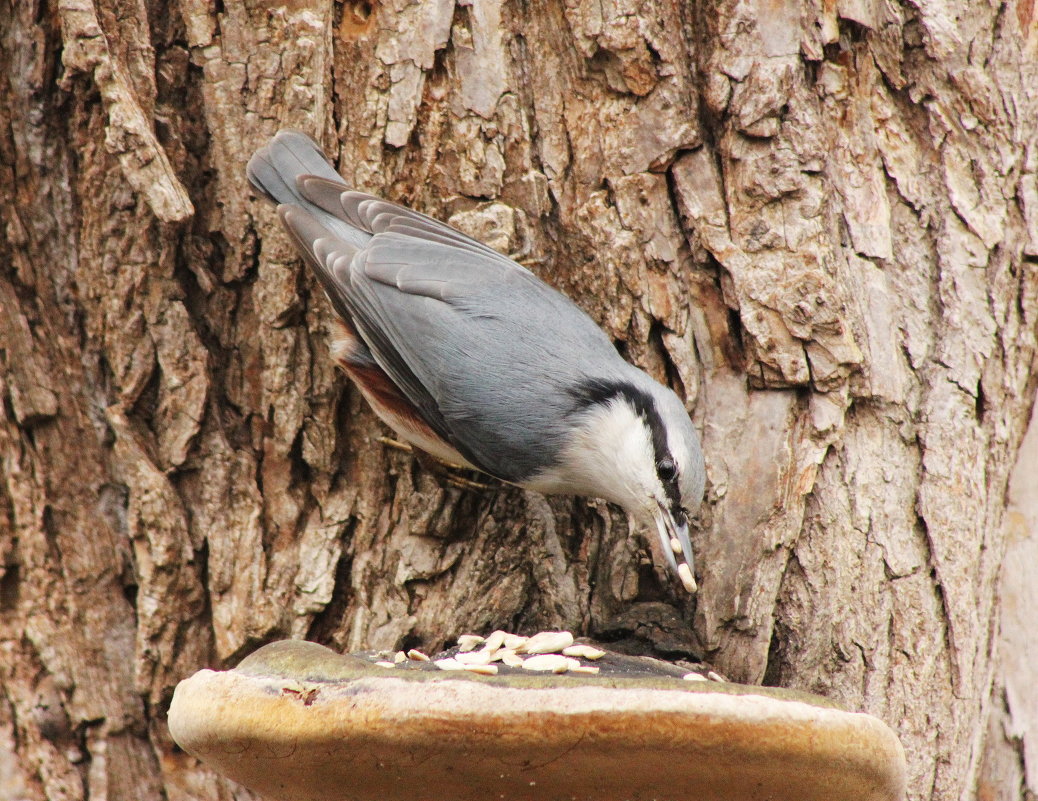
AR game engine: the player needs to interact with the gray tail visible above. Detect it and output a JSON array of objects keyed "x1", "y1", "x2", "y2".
[
  {"x1": 247, "y1": 130, "x2": 371, "y2": 250},
  {"x1": 246, "y1": 130, "x2": 346, "y2": 206}
]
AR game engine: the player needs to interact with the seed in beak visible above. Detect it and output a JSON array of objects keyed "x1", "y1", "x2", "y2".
[{"x1": 678, "y1": 563, "x2": 697, "y2": 593}]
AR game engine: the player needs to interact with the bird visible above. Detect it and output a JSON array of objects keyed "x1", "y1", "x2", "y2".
[{"x1": 246, "y1": 130, "x2": 705, "y2": 592}]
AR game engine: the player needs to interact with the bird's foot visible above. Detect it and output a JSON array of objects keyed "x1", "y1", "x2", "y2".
[
  {"x1": 413, "y1": 451, "x2": 498, "y2": 492},
  {"x1": 377, "y1": 436, "x2": 414, "y2": 453}
]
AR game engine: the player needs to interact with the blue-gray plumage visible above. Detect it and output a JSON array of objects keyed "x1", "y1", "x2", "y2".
[{"x1": 247, "y1": 130, "x2": 705, "y2": 592}]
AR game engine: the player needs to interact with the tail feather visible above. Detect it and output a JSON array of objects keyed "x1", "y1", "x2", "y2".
[
  {"x1": 247, "y1": 130, "x2": 370, "y2": 249},
  {"x1": 246, "y1": 129, "x2": 342, "y2": 204}
]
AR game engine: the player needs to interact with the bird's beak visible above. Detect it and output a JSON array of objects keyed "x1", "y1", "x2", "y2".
[{"x1": 653, "y1": 503, "x2": 697, "y2": 593}]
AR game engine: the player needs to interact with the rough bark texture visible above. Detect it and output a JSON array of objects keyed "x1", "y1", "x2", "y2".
[
  {"x1": 1, "y1": 1, "x2": 1036, "y2": 799},
  {"x1": 979, "y1": 391, "x2": 1038, "y2": 801}
]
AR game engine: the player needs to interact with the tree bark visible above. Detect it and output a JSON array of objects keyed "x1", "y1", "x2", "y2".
[{"x1": 1, "y1": 0, "x2": 1036, "y2": 799}]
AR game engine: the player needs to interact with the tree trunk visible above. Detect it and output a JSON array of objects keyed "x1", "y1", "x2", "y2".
[{"x1": 1, "y1": 0, "x2": 1036, "y2": 799}]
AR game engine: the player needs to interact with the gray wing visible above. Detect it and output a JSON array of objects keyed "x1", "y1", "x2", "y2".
[
  {"x1": 300, "y1": 176, "x2": 515, "y2": 266},
  {"x1": 294, "y1": 206, "x2": 626, "y2": 481},
  {"x1": 346, "y1": 235, "x2": 629, "y2": 480}
]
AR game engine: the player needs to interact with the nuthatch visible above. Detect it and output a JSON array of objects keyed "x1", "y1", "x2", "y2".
[{"x1": 247, "y1": 131, "x2": 705, "y2": 592}]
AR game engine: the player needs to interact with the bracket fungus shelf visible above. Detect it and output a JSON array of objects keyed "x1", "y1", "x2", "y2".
[{"x1": 168, "y1": 639, "x2": 906, "y2": 801}]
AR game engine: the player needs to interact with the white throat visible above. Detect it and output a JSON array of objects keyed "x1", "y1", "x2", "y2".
[{"x1": 524, "y1": 399, "x2": 659, "y2": 520}]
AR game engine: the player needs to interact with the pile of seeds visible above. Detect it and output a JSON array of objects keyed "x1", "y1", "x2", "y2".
[
  {"x1": 374, "y1": 630, "x2": 603, "y2": 677},
  {"x1": 434, "y1": 630, "x2": 605, "y2": 676},
  {"x1": 368, "y1": 629, "x2": 725, "y2": 682}
]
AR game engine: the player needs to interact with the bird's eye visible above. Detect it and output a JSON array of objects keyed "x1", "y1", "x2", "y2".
[{"x1": 657, "y1": 457, "x2": 678, "y2": 482}]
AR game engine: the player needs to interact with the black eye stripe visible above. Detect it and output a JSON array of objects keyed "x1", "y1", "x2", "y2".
[
  {"x1": 571, "y1": 378, "x2": 684, "y2": 510},
  {"x1": 657, "y1": 457, "x2": 678, "y2": 481}
]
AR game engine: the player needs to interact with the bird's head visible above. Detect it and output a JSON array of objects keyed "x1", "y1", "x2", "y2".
[{"x1": 531, "y1": 376, "x2": 705, "y2": 589}]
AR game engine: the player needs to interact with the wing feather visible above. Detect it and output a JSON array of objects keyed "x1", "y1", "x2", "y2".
[
  {"x1": 298, "y1": 177, "x2": 522, "y2": 266},
  {"x1": 276, "y1": 207, "x2": 357, "y2": 323}
]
